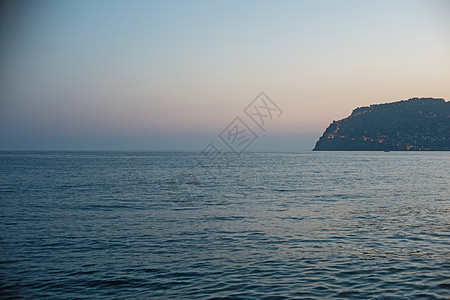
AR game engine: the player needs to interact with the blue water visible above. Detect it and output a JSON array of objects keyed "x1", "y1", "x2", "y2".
[{"x1": 1, "y1": 151, "x2": 449, "y2": 299}]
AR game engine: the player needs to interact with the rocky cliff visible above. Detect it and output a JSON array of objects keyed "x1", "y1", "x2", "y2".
[{"x1": 313, "y1": 98, "x2": 449, "y2": 151}]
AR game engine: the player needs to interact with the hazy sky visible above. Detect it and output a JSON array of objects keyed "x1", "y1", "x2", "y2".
[{"x1": 1, "y1": 0, "x2": 449, "y2": 151}]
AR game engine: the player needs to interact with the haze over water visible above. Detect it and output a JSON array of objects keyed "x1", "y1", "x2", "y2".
[{"x1": 1, "y1": 151, "x2": 449, "y2": 298}]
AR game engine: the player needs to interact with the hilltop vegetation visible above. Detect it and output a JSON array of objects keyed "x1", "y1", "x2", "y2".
[{"x1": 314, "y1": 98, "x2": 449, "y2": 151}]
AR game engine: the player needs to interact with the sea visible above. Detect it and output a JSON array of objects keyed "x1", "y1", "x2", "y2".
[{"x1": 0, "y1": 151, "x2": 449, "y2": 299}]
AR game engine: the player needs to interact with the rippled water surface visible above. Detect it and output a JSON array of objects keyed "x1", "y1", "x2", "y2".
[{"x1": 1, "y1": 151, "x2": 449, "y2": 299}]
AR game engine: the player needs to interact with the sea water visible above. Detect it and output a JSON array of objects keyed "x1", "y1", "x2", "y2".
[{"x1": 1, "y1": 151, "x2": 449, "y2": 298}]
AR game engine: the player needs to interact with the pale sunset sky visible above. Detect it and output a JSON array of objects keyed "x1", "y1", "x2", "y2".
[{"x1": 1, "y1": 0, "x2": 449, "y2": 150}]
